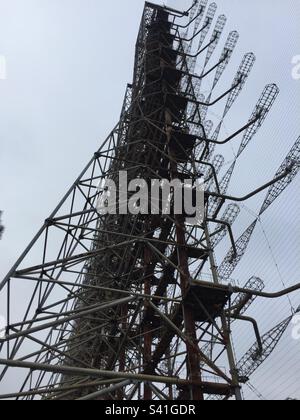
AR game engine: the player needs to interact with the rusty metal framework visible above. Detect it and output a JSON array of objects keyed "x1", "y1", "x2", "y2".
[{"x1": 0, "y1": 1, "x2": 299, "y2": 401}]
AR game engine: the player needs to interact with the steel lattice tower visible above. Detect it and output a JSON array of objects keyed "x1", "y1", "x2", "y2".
[{"x1": 0, "y1": 1, "x2": 300, "y2": 401}]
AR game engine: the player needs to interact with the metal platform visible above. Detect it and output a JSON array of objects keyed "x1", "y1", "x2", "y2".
[
  {"x1": 184, "y1": 284, "x2": 232, "y2": 322},
  {"x1": 169, "y1": 131, "x2": 197, "y2": 162}
]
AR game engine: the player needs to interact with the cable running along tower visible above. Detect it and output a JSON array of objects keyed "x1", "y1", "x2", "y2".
[{"x1": 0, "y1": 1, "x2": 300, "y2": 400}]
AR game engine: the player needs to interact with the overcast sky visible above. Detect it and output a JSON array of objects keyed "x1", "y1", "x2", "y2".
[{"x1": 0, "y1": 0, "x2": 300, "y2": 400}]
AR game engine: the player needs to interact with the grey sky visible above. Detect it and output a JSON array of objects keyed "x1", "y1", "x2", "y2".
[{"x1": 0, "y1": 0, "x2": 300, "y2": 400}]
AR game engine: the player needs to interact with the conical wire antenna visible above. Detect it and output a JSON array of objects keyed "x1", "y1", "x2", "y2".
[
  {"x1": 206, "y1": 154, "x2": 225, "y2": 190},
  {"x1": 211, "y1": 31, "x2": 240, "y2": 92},
  {"x1": 201, "y1": 52, "x2": 256, "y2": 158},
  {"x1": 231, "y1": 276, "x2": 265, "y2": 316},
  {"x1": 224, "y1": 52, "x2": 256, "y2": 117},
  {"x1": 210, "y1": 203, "x2": 241, "y2": 248},
  {"x1": 215, "y1": 135, "x2": 300, "y2": 282},
  {"x1": 237, "y1": 314, "x2": 294, "y2": 382},
  {"x1": 204, "y1": 15, "x2": 227, "y2": 68},
  {"x1": 237, "y1": 84, "x2": 280, "y2": 157},
  {"x1": 218, "y1": 220, "x2": 258, "y2": 282},
  {"x1": 186, "y1": 1, "x2": 217, "y2": 65},
  {"x1": 188, "y1": 0, "x2": 209, "y2": 46},
  {"x1": 259, "y1": 135, "x2": 300, "y2": 215},
  {"x1": 206, "y1": 85, "x2": 279, "y2": 215}
]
